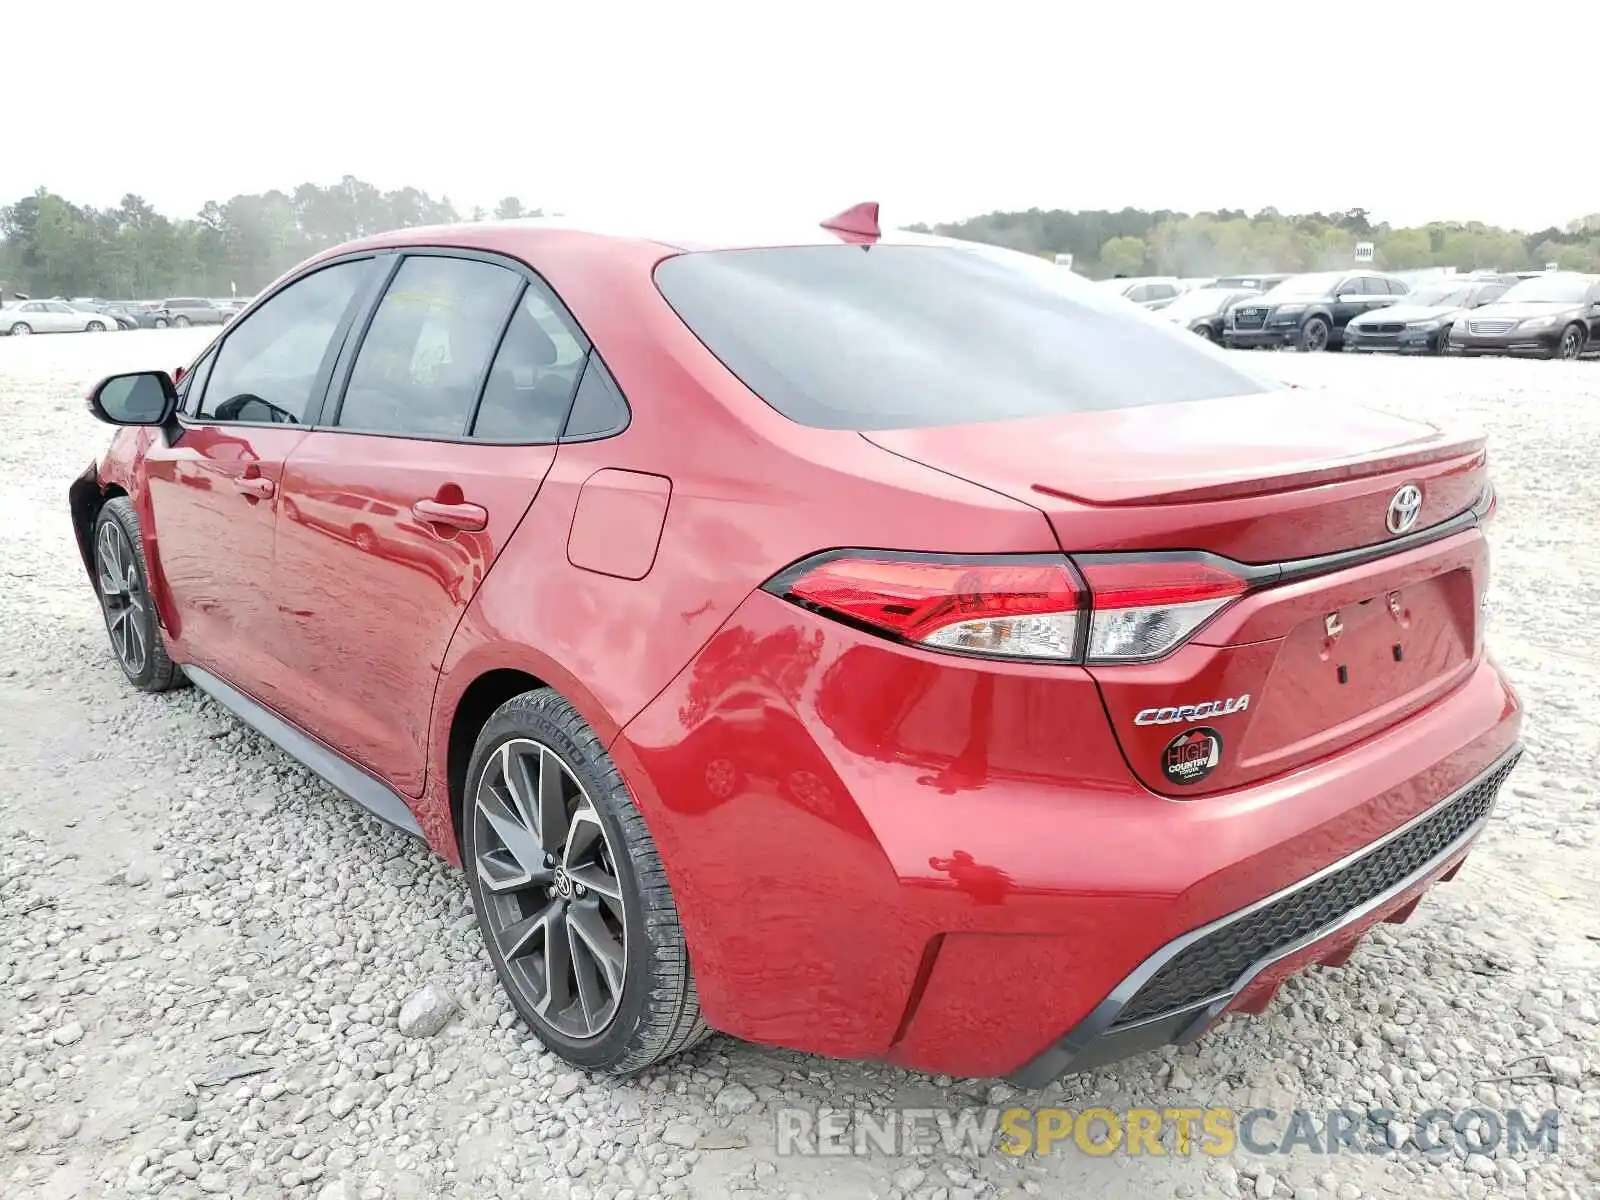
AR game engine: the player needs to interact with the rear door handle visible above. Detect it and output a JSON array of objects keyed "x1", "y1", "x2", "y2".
[
  {"x1": 412, "y1": 498, "x2": 488, "y2": 532},
  {"x1": 233, "y1": 476, "x2": 275, "y2": 499}
]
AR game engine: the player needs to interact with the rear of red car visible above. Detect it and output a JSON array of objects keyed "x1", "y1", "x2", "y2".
[{"x1": 622, "y1": 238, "x2": 1520, "y2": 1080}]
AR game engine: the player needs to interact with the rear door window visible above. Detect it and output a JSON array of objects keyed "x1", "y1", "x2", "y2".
[
  {"x1": 654, "y1": 245, "x2": 1271, "y2": 431},
  {"x1": 470, "y1": 280, "x2": 589, "y2": 442},
  {"x1": 336, "y1": 255, "x2": 522, "y2": 438}
]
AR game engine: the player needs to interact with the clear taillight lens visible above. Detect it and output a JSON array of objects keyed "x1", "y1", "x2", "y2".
[{"x1": 1073, "y1": 556, "x2": 1249, "y2": 663}]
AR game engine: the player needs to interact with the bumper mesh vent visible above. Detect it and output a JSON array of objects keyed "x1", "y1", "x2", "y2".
[{"x1": 1114, "y1": 753, "x2": 1520, "y2": 1026}]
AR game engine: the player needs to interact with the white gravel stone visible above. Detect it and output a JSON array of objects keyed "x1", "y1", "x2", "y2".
[
  {"x1": 3, "y1": 330, "x2": 1599, "y2": 1200},
  {"x1": 396, "y1": 982, "x2": 456, "y2": 1037}
]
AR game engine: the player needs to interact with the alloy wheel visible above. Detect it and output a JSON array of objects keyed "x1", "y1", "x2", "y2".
[
  {"x1": 472, "y1": 738, "x2": 627, "y2": 1040},
  {"x1": 1302, "y1": 319, "x2": 1329, "y2": 352},
  {"x1": 96, "y1": 519, "x2": 148, "y2": 676},
  {"x1": 1559, "y1": 326, "x2": 1583, "y2": 360},
  {"x1": 10, "y1": 323, "x2": 30, "y2": 336}
]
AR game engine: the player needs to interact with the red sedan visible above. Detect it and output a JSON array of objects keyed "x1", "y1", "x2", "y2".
[{"x1": 69, "y1": 205, "x2": 1521, "y2": 1082}]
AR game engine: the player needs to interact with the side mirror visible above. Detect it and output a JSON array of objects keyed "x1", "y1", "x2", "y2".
[{"x1": 88, "y1": 371, "x2": 178, "y2": 427}]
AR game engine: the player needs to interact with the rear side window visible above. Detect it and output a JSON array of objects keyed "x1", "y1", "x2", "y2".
[
  {"x1": 338, "y1": 255, "x2": 522, "y2": 438},
  {"x1": 470, "y1": 281, "x2": 589, "y2": 442},
  {"x1": 653, "y1": 246, "x2": 1271, "y2": 431}
]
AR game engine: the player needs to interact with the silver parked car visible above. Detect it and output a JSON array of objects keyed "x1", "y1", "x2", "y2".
[
  {"x1": 159, "y1": 297, "x2": 231, "y2": 327},
  {"x1": 0, "y1": 299, "x2": 115, "y2": 335}
]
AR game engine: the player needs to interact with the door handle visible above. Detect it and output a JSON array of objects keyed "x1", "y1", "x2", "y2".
[
  {"x1": 233, "y1": 476, "x2": 275, "y2": 499},
  {"x1": 412, "y1": 498, "x2": 488, "y2": 532}
]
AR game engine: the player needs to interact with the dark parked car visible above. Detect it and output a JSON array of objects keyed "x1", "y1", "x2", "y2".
[
  {"x1": 1160, "y1": 286, "x2": 1262, "y2": 341},
  {"x1": 1224, "y1": 271, "x2": 1410, "y2": 352},
  {"x1": 1446, "y1": 272, "x2": 1600, "y2": 360},
  {"x1": 1344, "y1": 278, "x2": 1517, "y2": 355}
]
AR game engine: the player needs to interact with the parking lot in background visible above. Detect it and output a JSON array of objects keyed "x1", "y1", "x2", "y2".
[{"x1": 1, "y1": 331, "x2": 1596, "y2": 1199}]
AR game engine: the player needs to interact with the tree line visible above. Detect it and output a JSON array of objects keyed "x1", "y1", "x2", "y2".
[
  {"x1": 0, "y1": 178, "x2": 541, "y2": 300},
  {"x1": 4, "y1": 177, "x2": 1599, "y2": 300},
  {"x1": 911, "y1": 206, "x2": 1600, "y2": 278}
]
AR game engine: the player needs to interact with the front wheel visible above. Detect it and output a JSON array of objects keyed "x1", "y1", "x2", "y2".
[
  {"x1": 86, "y1": 320, "x2": 106, "y2": 332},
  {"x1": 1433, "y1": 327, "x2": 1454, "y2": 355},
  {"x1": 173, "y1": 315, "x2": 191, "y2": 328},
  {"x1": 1557, "y1": 323, "x2": 1586, "y2": 361},
  {"x1": 1193, "y1": 324, "x2": 1215, "y2": 342},
  {"x1": 93, "y1": 498, "x2": 185, "y2": 692},
  {"x1": 1299, "y1": 317, "x2": 1331, "y2": 353},
  {"x1": 8, "y1": 322, "x2": 31, "y2": 336},
  {"x1": 463, "y1": 688, "x2": 707, "y2": 1073}
]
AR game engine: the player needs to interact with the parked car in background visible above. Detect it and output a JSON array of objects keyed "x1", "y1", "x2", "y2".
[
  {"x1": 1345, "y1": 277, "x2": 1517, "y2": 355},
  {"x1": 1160, "y1": 286, "x2": 1262, "y2": 341},
  {"x1": 1208, "y1": 273, "x2": 1290, "y2": 292},
  {"x1": 69, "y1": 211, "x2": 1520, "y2": 1082},
  {"x1": 1097, "y1": 275, "x2": 1186, "y2": 310},
  {"x1": 1447, "y1": 272, "x2": 1600, "y2": 360},
  {"x1": 69, "y1": 300, "x2": 139, "y2": 331},
  {"x1": 0, "y1": 299, "x2": 114, "y2": 335},
  {"x1": 159, "y1": 297, "x2": 230, "y2": 327},
  {"x1": 1224, "y1": 271, "x2": 1410, "y2": 352}
]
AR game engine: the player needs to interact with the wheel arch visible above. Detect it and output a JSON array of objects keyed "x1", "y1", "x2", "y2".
[{"x1": 68, "y1": 469, "x2": 127, "y2": 587}]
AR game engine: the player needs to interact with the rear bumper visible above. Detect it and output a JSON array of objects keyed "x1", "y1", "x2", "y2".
[
  {"x1": 1008, "y1": 743, "x2": 1519, "y2": 1084},
  {"x1": 615, "y1": 588, "x2": 1523, "y2": 1079}
]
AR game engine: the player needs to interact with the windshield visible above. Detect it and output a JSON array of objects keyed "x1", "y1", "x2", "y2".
[
  {"x1": 654, "y1": 245, "x2": 1273, "y2": 431},
  {"x1": 1163, "y1": 289, "x2": 1232, "y2": 318},
  {"x1": 1262, "y1": 272, "x2": 1343, "y2": 300},
  {"x1": 1403, "y1": 285, "x2": 1475, "y2": 308},
  {"x1": 1497, "y1": 275, "x2": 1593, "y2": 304}
]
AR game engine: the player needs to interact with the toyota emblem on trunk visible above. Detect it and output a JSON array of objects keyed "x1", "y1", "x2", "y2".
[{"x1": 1386, "y1": 484, "x2": 1423, "y2": 535}]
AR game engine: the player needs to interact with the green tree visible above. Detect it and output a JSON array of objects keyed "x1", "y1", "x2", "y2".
[{"x1": 1099, "y1": 235, "x2": 1147, "y2": 276}]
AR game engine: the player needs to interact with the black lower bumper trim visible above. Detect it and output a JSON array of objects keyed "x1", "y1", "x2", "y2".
[{"x1": 1008, "y1": 744, "x2": 1522, "y2": 1087}]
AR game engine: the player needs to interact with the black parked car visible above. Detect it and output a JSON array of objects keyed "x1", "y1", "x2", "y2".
[
  {"x1": 1344, "y1": 277, "x2": 1517, "y2": 355},
  {"x1": 1223, "y1": 270, "x2": 1410, "y2": 352},
  {"x1": 1159, "y1": 286, "x2": 1263, "y2": 341},
  {"x1": 1447, "y1": 272, "x2": 1600, "y2": 360}
]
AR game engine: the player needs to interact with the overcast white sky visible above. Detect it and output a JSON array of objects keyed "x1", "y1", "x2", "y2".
[{"x1": 7, "y1": 3, "x2": 1590, "y2": 231}]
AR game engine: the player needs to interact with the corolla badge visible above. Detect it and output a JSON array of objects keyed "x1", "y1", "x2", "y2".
[
  {"x1": 1386, "y1": 483, "x2": 1424, "y2": 535},
  {"x1": 1134, "y1": 694, "x2": 1251, "y2": 726}
]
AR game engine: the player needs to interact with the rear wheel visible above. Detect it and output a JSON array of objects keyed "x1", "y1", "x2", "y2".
[
  {"x1": 463, "y1": 688, "x2": 707, "y2": 1072},
  {"x1": 1557, "y1": 323, "x2": 1586, "y2": 360},
  {"x1": 1298, "y1": 317, "x2": 1330, "y2": 353},
  {"x1": 93, "y1": 498, "x2": 184, "y2": 692}
]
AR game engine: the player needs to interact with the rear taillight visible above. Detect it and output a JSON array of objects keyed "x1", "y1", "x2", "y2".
[
  {"x1": 763, "y1": 550, "x2": 1253, "y2": 664},
  {"x1": 1073, "y1": 555, "x2": 1248, "y2": 662},
  {"x1": 1473, "y1": 481, "x2": 1497, "y2": 525}
]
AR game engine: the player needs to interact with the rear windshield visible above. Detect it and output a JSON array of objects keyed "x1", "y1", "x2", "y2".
[{"x1": 653, "y1": 245, "x2": 1273, "y2": 431}]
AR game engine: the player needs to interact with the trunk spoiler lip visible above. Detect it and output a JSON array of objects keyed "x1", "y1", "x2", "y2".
[{"x1": 1031, "y1": 440, "x2": 1487, "y2": 507}]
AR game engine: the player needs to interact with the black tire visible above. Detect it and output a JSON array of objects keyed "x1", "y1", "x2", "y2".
[
  {"x1": 1433, "y1": 327, "x2": 1454, "y2": 355},
  {"x1": 8, "y1": 322, "x2": 31, "y2": 336},
  {"x1": 1193, "y1": 324, "x2": 1215, "y2": 342},
  {"x1": 463, "y1": 688, "x2": 707, "y2": 1073},
  {"x1": 173, "y1": 315, "x2": 191, "y2": 328},
  {"x1": 92, "y1": 497, "x2": 185, "y2": 692},
  {"x1": 153, "y1": 318, "x2": 169, "y2": 329},
  {"x1": 86, "y1": 320, "x2": 106, "y2": 332},
  {"x1": 1556, "y1": 323, "x2": 1586, "y2": 361},
  {"x1": 1299, "y1": 317, "x2": 1331, "y2": 353}
]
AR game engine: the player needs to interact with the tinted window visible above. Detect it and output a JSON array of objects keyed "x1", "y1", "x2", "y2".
[
  {"x1": 471, "y1": 281, "x2": 588, "y2": 442},
  {"x1": 197, "y1": 260, "x2": 369, "y2": 424},
  {"x1": 1473, "y1": 285, "x2": 1508, "y2": 306},
  {"x1": 562, "y1": 356, "x2": 630, "y2": 439},
  {"x1": 338, "y1": 256, "x2": 521, "y2": 438},
  {"x1": 1383, "y1": 278, "x2": 1409, "y2": 295},
  {"x1": 1148, "y1": 283, "x2": 1178, "y2": 300},
  {"x1": 654, "y1": 246, "x2": 1271, "y2": 431}
]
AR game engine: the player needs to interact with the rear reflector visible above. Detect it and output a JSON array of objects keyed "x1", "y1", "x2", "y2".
[{"x1": 764, "y1": 550, "x2": 1255, "y2": 664}]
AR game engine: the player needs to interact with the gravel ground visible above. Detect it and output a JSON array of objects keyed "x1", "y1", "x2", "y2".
[{"x1": 2, "y1": 330, "x2": 1597, "y2": 1200}]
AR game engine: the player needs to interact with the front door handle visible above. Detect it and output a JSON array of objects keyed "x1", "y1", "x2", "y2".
[
  {"x1": 412, "y1": 498, "x2": 488, "y2": 532},
  {"x1": 233, "y1": 476, "x2": 275, "y2": 499}
]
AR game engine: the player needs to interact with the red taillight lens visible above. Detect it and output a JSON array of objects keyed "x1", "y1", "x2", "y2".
[
  {"x1": 1074, "y1": 554, "x2": 1250, "y2": 662},
  {"x1": 767, "y1": 553, "x2": 1084, "y2": 660},
  {"x1": 765, "y1": 550, "x2": 1254, "y2": 664}
]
